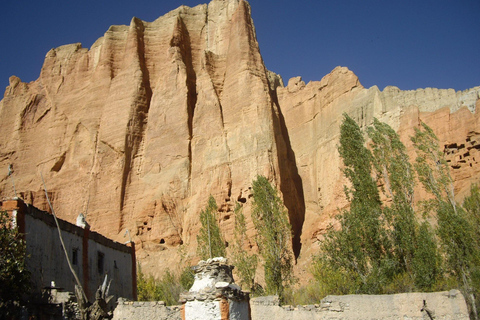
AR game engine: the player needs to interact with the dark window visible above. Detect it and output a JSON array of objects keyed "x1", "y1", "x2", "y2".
[
  {"x1": 72, "y1": 248, "x2": 78, "y2": 265},
  {"x1": 97, "y1": 252, "x2": 104, "y2": 274}
]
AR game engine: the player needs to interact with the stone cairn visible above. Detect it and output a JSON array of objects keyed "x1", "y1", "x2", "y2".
[{"x1": 179, "y1": 257, "x2": 250, "y2": 320}]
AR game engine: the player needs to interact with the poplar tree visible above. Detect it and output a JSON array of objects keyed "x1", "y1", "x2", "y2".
[
  {"x1": 368, "y1": 118, "x2": 416, "y2": 271},
  {"x1": 411, "y1": 122, "x2": 473, "y2": 270},
  {"x1": 368, "y1": 118, "x2": 441, "y2": 288},
  {"x1": 320, "y1": 114, "x2": 390, "y2": 292},
  {"x1": 196, "y1": 195, "x2": 226, "y2": 260},
  {"x1": 463, "y1": 184, "x2": 480, "y2": 242},
  {"x1": 251, "y1": 175, "x2": 294, "y2": 299},
  {"x1": 462, "y1": 185, "x2": 480, "y2": 317},
  {"x1": 231, "y1": 203, "x2": 258, "y2": 292},
  {"x1": 411, "y1": 122, "x2": 456, "y2": 208},
  {"x1": 317, "y1": 115, "x2": 442, "y2": 293},
  {"x1": 412, "y1": 122, "x2": 479, "y2": 318}
]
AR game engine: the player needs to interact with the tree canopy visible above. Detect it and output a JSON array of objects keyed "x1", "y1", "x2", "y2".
[
  {"x1": 231, "y1": 202, "x2": 258, "y2": 292},
  {"x1": 251, "y1": 175, "x2": 294, "y2": 300},
  {"x1": 0, "y1": 211, "x2": 31, "y2": 315},
  {"x1": 196, "y1": 195, "x2": 226, "y2": 260}
]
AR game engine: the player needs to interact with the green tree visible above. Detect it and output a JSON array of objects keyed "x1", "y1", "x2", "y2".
[
  {"x1": 411, "y1": 122, "x2": 456, "y2": 208},
  {"x1": 368, "y1": 118, "x2": 415, "y2": 207},
  {"x1": 368, "y1": 118, "x2": 416, "y2": 272},
  {"x1": 319, "y1": 114, "x2": 391, "y2": 293},
  {"x1": 231, "y1": 203, "x2": 258, "y2": 292},
  {"x1": 251, "y1": 175, "x2": 294, "y2": 299},
  {"x1": 196, "y1": 195, "x2": 226, "y2": 260},
  {"x1": 0, "y1": 211, "x2": 31, "y2": 315},
  {"x1": 412, "y1": 122, "x2": 479, "y2": 318},
  {"x1": 463, "y1": 184, "x2": 480, "y2": 241},
  {"x1": 368, "y1": 118, "x2": 441, "y2": 289},
  {"x1": 462, "y1": 184, "x2": 480, "y2": 317},
  {"x1": 315, "y1": 115, "x2": 443, "y2": 295},
  {"x1": 411, "y1": 221, "x2": 442, "y2": 290}
]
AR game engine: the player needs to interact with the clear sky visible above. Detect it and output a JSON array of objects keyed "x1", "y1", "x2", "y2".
[{"x1": 1, "y1": 0, "x2": 479, "y2": 93}]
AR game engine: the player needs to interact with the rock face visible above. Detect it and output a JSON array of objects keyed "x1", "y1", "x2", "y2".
[
  {"x1": 277, "y1": 68, "x2": 480, "y2": 266},
  {"x1": 1, "y1": 0, "x2": 479, "y2": 279}
]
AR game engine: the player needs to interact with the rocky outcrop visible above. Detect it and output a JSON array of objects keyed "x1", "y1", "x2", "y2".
[
  {"x1": 277, "y1": 68, "x2": 480, "y2": 266},
  {"x1": 1, "y1": 0, "x2": 479, "y2": 279},
  {"x1": 0, "y1": 0, "x2": 304, "y2": 276}
]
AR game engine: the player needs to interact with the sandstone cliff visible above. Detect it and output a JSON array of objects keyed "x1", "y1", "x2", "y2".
[
  {"x1": 1, "y1": 0, "x2": 479, "y2": 279},
  {"x1": 278, "y1": 70, "x2": 480, "y2": 272}
]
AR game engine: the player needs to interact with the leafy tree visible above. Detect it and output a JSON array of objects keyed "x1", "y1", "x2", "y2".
[
  {"x1": 368, "y1": 118, "x2": 416, "y2": 271},
  {"x1": 462, "y1": 185, "x2": 480, "y2": 317},
  {"x1": 338, "y1": 115, "x2": 388, "y2": 266},
  {"x1": 0, "y1": 211, "x2": 31, "y2": 315},
  {"x1": 411, "y1": 122, "x2": 456, "y2": 209},
  {"x1": 339, "y1": 115, "x2": 382, "y2": 213},
  {"x1": 368, "y1": 118, "x2": 415, "y2": 207},
  {"x1": 411, "y1": 221, "x2": 442, "y2": 290},
  {"x1": 463, "y1": 184, "x2": 480, "y2": 241},
  {"x1": 319, "y1": 114, "x2": 391, "y2": 293},
  {"x1": 231, "y1": 203, "x2": 258, "y2": 292},
  {"x1": 368, "y1": 118, "x2": 441, "y2": 288},
  {"x1": 315, "y1": 116, "x2": 444, "y2": 296},
  {"x1": 251, "y1": 175, "x2": 294, "y2": 299},
  {"x1": 196, "y1": 195, "x2": 226, "y2": 260},
  {"x1": 412, "y1": 122, "x2": 479, "y2": 318}
]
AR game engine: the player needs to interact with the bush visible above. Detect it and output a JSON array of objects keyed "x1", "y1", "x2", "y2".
[
  {"x1": 0, "y1": 211, "x2": 31, "y2": 316},
  {"x1": 137, "y1": 266, "x2": 192, "y2": 305},
  {"x1": 283, "y1": 283, "x2": 325, "y2": 306}
]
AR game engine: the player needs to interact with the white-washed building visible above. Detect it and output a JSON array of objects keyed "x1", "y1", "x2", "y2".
[{"x1": 1, "y1": 198, "x2": 136, "y2": 301}]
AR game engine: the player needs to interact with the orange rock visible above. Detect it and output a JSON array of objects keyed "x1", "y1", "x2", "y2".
[{"x1": 0, "y1": 0, "x2": 479, "y2": 281}]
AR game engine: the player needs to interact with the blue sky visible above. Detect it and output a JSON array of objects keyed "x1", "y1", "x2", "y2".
[{"x1": 1, "y1": 0, "x2": 479, "y2": 93}]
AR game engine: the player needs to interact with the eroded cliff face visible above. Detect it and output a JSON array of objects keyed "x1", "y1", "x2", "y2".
[
  {"x1": 277, "y1": 69, "x2": 480, "y2": 270},
  {"x1": 1, "y1": 0, "x2": 479, "y2": 279}
]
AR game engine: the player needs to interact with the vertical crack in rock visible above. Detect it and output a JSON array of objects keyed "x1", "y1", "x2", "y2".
[
  {"x1": 119, "y1": 18, "x2": 153, "y2": 220},
  {"x1": 204, "y1": 5, "x2": 230, "y2": 164},
  {"x1": 203, "y1": 3, "x2": 227, "y2": 102},
  {"x1": 170, "y1": 16, "x2": 197, "y2": 193},
  {"x1": 20, "y1": 94, "x2": 39, "y2": 129},
  {"x1": 226, "y1": 0, "x2": 306, "y2": 258},
  {"x1": 84, "y1": 130, "x2": 100, "y2": 215},
  {"x1": 204, "y1": 51, "x2": 227, "y2": 100},
  {"x1": 270, "y1": 82, "x2": 306, "y2": 260}
]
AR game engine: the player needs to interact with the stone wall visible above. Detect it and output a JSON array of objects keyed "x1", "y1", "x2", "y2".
[
  {"x1": 250, "y1": 290, "x2": 469, "y2": 320},
  {"x1": 112, "y1": 300, "x2": 181, "y2": 320},
  {"x1": 112, "y1": 290, "x2": 469, "y2": 320}
]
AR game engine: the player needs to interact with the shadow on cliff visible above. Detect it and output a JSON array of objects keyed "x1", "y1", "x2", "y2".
[{"x1": 269, "y1": 85, "x2": 305, "y2": 260}]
